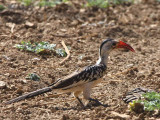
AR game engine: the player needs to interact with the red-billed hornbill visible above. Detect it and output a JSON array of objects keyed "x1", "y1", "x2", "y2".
[{"x1": 6, "y1": 38, "x2": 135, "y2": 107}]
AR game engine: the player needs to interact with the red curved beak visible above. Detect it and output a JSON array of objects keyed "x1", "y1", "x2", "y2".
[{"x1": 116, "y1": 41, "x2": 135, "y2": 52}]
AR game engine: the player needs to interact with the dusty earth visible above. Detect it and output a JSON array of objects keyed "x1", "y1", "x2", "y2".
[{"x1": 0, "y1": 0, "x2": 160, "y2": 120}]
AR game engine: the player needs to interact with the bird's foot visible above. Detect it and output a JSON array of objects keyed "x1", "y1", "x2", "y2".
[
  {"x1": 86, "y1": 98, "x2": 108, "y2": 107},
  {"x1": 76, "y1": 97, "x2": 108, "y2": 109},
  {"x1": 76, "y1": 97, "x2": 87, "y2": 110}
]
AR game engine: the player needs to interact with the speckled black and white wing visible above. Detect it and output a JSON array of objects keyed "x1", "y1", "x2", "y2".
[
  {"x1": 51, "y1": 64, "x2": 107, "y2": 90},
  {"x1": 123, "y1": 88, "x2": 154, "y2": 103}
]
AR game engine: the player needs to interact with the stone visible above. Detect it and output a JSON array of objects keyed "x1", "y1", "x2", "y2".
[
  {"x1": 111, "y1": 111, "x2": 131, "y2": 119},
  {"x1": 0, "y1": 81, "x2": 6, "y2": 89}
]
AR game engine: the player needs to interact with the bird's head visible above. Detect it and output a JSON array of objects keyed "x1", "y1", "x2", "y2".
[{"x1": 100, "y1": 38, "x2": 135, "y2": 56}]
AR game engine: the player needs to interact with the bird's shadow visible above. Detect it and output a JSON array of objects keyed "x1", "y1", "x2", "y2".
[{"x1": 54, "y1": 101, "x2": 110, "y2": 111}]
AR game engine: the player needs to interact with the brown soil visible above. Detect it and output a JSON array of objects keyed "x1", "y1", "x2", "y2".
[{"x1": 0, "y1": 1, "x2": 160, "y2": 120}]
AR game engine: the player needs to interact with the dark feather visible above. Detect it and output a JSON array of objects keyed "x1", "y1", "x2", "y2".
[
  {"x1": 123, "y1": 87, "x2": 154, "y2": 103},
  {"x1": 51, "y1": 64, "x2": 107, "y2": 90},
  {"x1": 5, "y1": 87, "x2": 52, "y2": 104}
]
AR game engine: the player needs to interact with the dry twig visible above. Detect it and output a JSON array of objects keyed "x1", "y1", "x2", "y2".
[
  {"x1": 59, "y1": 41, "x2": 70, "y2": 65},
  {"x1": 11, "y1": 23, "x2": 15, "y2": 33}
]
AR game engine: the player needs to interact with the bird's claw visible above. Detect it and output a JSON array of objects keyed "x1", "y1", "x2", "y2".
[
  {"x1": 87, "y1": 98, "x2": 102, "y2": 107},
  {"x1": 86, "y1": 98, "x2": 108, "y2": 107}
]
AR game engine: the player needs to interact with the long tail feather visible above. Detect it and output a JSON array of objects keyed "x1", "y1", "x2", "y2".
[{"x1": 5, "y1": 87, "x2": 52, "y2": 105}]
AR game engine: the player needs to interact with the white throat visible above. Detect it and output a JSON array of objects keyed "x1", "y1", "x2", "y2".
[{"x1": 96, "y1": 54, "x2": 109, "y2": 65}]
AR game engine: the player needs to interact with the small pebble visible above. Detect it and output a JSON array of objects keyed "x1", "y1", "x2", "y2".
[{"x1": 0, "y1": 81, "x2": 6, "y2": 89}]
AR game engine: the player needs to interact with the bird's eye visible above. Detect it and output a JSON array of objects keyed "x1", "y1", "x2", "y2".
[{"x1": 112, "y1": 42, "x2": 116, "y2": 46}]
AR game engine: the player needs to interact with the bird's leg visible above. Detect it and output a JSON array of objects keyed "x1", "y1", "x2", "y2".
[
  {"x1": 89, "y1": 98, "x2": 102, "y2": 106},
  {"x1": 74, "y1": 91, "x2": 85, "y2": 108},
  {"x1": 83, "y1": 84, "x2": 98, "y2": 107},
  {"x1": 76, "y1": 97, "x2": 85, "y2": 108},
  {"x1": 83, "y1": 84, "x2": 106, "y2": 107},
  {"x1": 82, "y1": 83, "x2": 108, "y2": 107}
]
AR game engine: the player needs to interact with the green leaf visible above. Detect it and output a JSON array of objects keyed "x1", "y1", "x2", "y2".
[
  {"x1": 38, "y1": 0, "x2": 64, "y2": 7},
  {"x1": 56, "y1": 48, "x2": 67, "y2": 57},
  {"x1": 130, "y1": 92, "x2": 160, "y2": 112},
  {"x1": 19, "y1": 0, "x2": 34, "y2": 6},
  {"x1": 86, "y1": 0, "x2": 134, "y2": 8},
  {"x1": 26, "y1": 73, "x2": 40, "y2": 81},
  {"x1": 35, "y1": 48, "x2": 45, "y2": 54},
  {"x1": 0, "y1": 4, "x2": 6, "y2": 11},
  {"x1": 15, "y1": 41, "x2": 68, "y2": 57}
]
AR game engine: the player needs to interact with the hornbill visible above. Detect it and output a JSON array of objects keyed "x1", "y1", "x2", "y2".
[{"x1": 6, "y1": 38, "x2": 135, "y2": 107}]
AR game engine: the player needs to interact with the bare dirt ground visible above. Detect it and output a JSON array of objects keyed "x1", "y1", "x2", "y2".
[{"x1": 0, "y1": 0, "x2": 160, "y2": 119}]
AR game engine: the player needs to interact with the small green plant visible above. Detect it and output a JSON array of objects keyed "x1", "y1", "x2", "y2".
[
  {"x1": 86, "y1": 0, "x2": 134, "y2": 8},
  {"x1": 39, "y1": 0, "x2": 67, "y2": 7},
  {"x1": 129, "y1": 92, "x2": 160, "y2": 112},
  {"x1": 18, "y1": 0, "x2": 34, "y2": 6},
  {"x1": 26, "y1": 73, "x2": 40, "y2": 81},
  {"x1": 18, "y1": 0, "x2": 68, "y2": 7},
  {"x1": 56, "y1": 48, "x2": 67, "y2": 57},
  {"x1": 111, "y1": 0, "x2": 134, "y2": 4},
  {"x1": 15, "y1": 41, "x2": 56, "y2": 53},
  {"x1": 15, "y1": 41, "x2": 67, "y2": 57},
  {"x1": 0, "y1": 4, "x2": 6, "y2": 11},
  {"x1": 86, "y1": 0, "x2": 109, "y2": 8}
]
